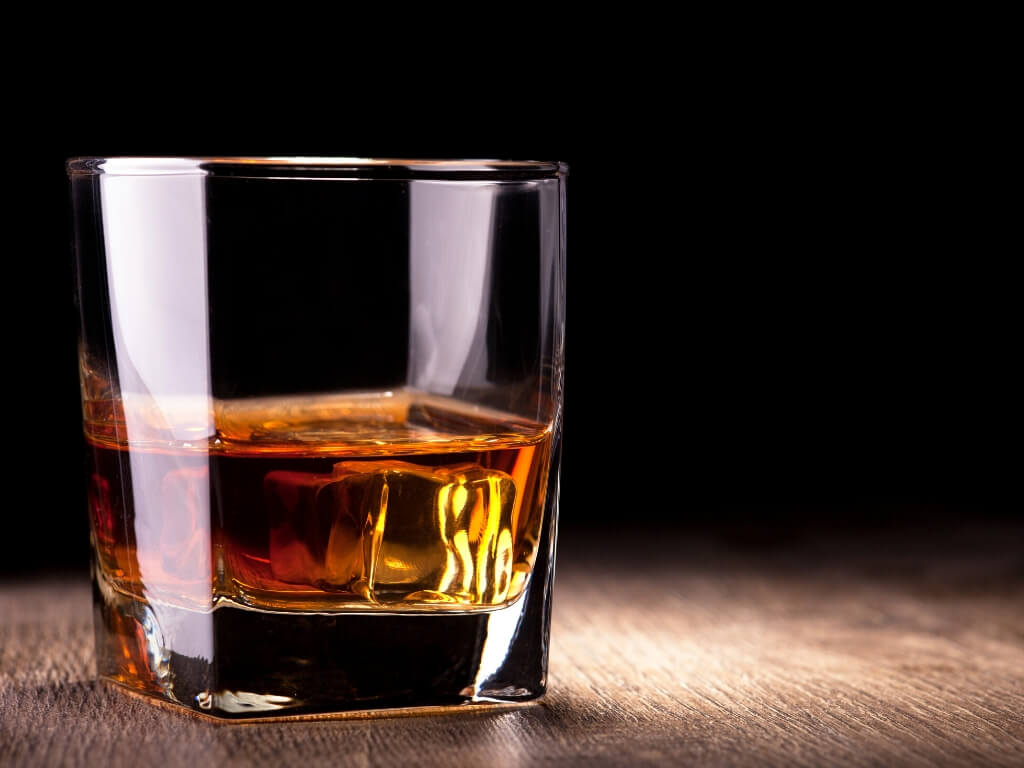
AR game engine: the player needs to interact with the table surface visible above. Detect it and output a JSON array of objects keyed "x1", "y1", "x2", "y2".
[{"x1": 2, "y1": 524, "x2": 1023, "y2": 767}]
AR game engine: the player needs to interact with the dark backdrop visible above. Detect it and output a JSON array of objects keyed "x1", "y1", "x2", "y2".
[{"x1": 4, "y1": 91, "x2": 1014, "y2": 575}]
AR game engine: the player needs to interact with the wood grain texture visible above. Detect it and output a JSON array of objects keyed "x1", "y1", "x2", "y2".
[{"x1": 2, "y1": 525, "x2": 1023, "y2": 767}]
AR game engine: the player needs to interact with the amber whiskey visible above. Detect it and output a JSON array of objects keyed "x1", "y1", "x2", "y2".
[{"x1": 87, "y1": 390, "x2": 558, "y2": 717}]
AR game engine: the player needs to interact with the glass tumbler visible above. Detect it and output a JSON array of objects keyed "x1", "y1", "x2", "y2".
[{"x1": 69, "y1": 157, "x2": 566, "y2": 719}]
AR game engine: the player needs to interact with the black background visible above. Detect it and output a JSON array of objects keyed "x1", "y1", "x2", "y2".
[{"x1": 4, "y1": 78, "x2": 1014, "y2": 576}]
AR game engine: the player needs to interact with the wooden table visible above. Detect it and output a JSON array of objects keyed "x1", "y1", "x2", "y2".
[{"x1": 2, "y1": 524, "x2": 1023, "y2": 766}]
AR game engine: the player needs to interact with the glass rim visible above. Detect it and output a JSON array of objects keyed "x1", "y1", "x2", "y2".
[{"x1": 66, "y1": 156, "x2": 568, "y2": 181}]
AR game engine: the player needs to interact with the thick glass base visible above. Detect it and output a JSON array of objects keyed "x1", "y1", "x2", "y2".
[
  {"x1": 101, "y1": 679, "x2": 539, "y2": 723},
  {"x1": 92, "y1": 491, "x2": 557, "y2": 721}
]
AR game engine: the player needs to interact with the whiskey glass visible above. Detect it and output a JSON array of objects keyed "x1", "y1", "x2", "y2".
[{"x1": 68, "y1": 157, "x2": 566, "y2": 719}]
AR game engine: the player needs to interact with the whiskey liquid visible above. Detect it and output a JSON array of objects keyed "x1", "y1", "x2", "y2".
[{"x1": 87, "y1": 390, "x2": 552, "y2": 613}]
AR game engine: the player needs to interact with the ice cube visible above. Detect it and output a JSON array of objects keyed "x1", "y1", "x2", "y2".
[
  {"x1": 331, "y1": 461, "x2": 517, "y2": 605},
  {"x1": 262, "y1": 460, "x2": 517, "y2": 605},
  {"x1": 264, "y1": 470, "x2": 362, "y2": 588}
]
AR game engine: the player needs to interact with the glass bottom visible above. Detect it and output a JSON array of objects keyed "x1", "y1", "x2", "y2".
[
  {"x1": 100, "y1": 678, "x2": 539, "y2": 722},
  {"x1": 91, "y1": 495, "x2": 557, "y2": 721}
]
